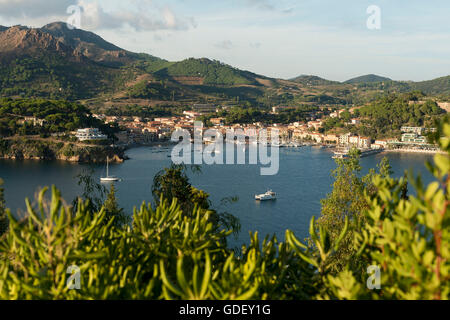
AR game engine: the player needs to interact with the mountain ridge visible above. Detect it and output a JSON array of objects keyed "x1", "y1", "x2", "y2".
[{"x1": 0, "y1": 22, "x2": 449, "y2": 105}]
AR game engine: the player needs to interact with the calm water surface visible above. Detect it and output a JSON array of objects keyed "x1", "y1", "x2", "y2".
[{"x1": 0, "y1": 146, "x2": 435, "y2": 247}]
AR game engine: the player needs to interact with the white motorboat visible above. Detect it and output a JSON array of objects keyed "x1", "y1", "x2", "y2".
[
  {"x1": 332, "y1": 148, "x2": 350, "y2": 159},
  {"x1": 255, "y1": 190, "x2": 277, "y2": 201},
  {"x1": 271, "y1": 141, "x2": 281, "y2": 147},
  {"x1": 100, "y1": 157, "x2": 120, "y2": 182}
]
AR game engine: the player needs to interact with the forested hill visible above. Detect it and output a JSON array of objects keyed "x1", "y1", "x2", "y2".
[
  {"x1": 289, "y1": 75, "x2": 339, "y2": 86},
  {"x1": 153, "y1": 58, "x2": 263, "y2": 86},
  {"x1": 0, "y1": 21, "x2": 449, "y2": 107},
  {"x1": 344, "y1": 74, "x2": 392, "y2": 84},
  {"x1": 412, "y1": 75, "x2": 450, "y2": 96}
]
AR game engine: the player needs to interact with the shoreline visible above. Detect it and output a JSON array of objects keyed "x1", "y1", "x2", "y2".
[
  {"x1": 0, "y1": 142, "x2": 443, "y2": 164},
  {"x1": 0, "y1": 137, "x2": 128, "y2": 164},
  {"x1": 382, "y1": 149, "x2": 444, "y2": 155}
]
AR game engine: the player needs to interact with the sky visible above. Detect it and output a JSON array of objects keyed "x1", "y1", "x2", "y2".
[{"x1": 0, "y1": 0, "x2": 449, "y2": 82}]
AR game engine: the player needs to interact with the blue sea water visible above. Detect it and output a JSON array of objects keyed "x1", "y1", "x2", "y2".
[{"x1": 0, "y1": 146, "x2": 435, "y2": 247}]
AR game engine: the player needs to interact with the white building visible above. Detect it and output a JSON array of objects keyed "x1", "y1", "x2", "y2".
[
  {"x1": 375, "y1": 140, "x2": 388, "y2": 147},
  {"x1": 401, "y1": 126, "x2": 424, "y2": 135},
  {"x1": 349, "y1": 135, "x2": 359, "y2": 146},
  {"x1": 76, "y1": 128, "x2": 108, "y2": 141},
  {"x1": 371, "y1": 143, "x2": 383, "y2": 150},
  {"x1": 359, "y1": 137, "x2": 371, "y2": 149},
  {"x1": 339, "y1": 133, "x2": 351, "y2": 146}
]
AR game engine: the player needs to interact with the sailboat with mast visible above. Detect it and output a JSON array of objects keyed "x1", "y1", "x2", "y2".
[{"x1": 100, "y1": 157, "x2": 120, "y2": 182}]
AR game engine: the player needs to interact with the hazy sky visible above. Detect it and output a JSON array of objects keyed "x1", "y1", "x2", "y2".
[{"x1": 0, "y1": 0, "x2": 449, "y2": 82}]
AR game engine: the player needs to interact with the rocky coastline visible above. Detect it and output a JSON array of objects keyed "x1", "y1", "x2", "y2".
[{"x1": 0, "y1": 137, "x2": 127, "y2": 163}]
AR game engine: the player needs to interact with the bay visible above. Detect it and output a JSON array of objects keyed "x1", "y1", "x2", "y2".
[{"x1": 0, "y1": 146, "x2": 435, "y2": 248}]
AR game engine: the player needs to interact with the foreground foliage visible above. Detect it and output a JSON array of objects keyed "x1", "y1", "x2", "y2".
[{"x1": 0, "y1": 128, "x2": 449, "y2": 300}]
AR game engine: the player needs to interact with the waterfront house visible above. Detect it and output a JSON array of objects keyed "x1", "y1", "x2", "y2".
[
  {"x1": 310, "y1": 133, "x2": 323, "y2": 143},
  {"x1": 324, "y1": 134, "x2": 339, "y2": 144},
  {"x1": 375, "y1": 140, "x2": 388, "y2": 147},
  {"x1": 401, "y1": 133, "x2": 427, "y2": 144},
  {"x1": 349, "y1": 135, "x2": 359, "y2": 146},
  {"x1": 359, "y1": 137, "x2": 371, "y2": 149},
  {"x1": 75, "y1": 128, "x2": 107, "y2": 141},
  {"x1": 339, "y1": 133, "x2": 351, "y2": 146},
  {"x1": 371, "y1": 143, "x2": 384, "y2": 150}
]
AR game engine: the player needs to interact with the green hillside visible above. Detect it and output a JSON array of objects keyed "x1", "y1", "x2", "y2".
[
  {"x1": 345, "y1": 74, "x2": 392, "y2": 84},
  {"x1": 290, "y1": 75, "x2": 339, "y2": 86},
  {"x1": 413, "y1": 75, "x2": 450, "y2": 96},
  {"x1": 154, "y1": 58, "x2": 261, "y2": 85},
  {"x1": 0, "y1": 53, "x2": 120, "y2": 100}
]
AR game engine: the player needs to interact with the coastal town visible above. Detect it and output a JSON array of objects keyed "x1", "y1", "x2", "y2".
[{"x1": 67, "y1": 101, "x2": 444, "y2": 159}]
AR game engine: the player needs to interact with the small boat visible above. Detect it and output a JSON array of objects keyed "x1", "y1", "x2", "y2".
[
  {"x1": 255, "y1": 190, "x2": 277, "y2": 201},
  {"x1": 332, "y1": 148, "x2": 350, "y2": 159},
  {"x1": 332, "y1": 153, "x2": 348, "y2": 159},
  {"x1": 271, "y1": 142, "x2": 281, "y2": 147},
  {"x1": 101, "y1": 157, "x2": 120, "y2": 182}
]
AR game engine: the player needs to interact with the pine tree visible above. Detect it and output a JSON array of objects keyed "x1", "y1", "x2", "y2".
[
  {"x1": 315, "y1": 148, "x2": 368, "y2": 274},
  {"x1": 103, "y1": 184, "x2": 128, "y2": 227}
]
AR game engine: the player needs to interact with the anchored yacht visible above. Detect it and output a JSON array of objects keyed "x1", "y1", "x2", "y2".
[
  {"x1": 255, "y1": 190, "x2": 277, "y2": 201},
  {"x1": 100, "y1": 157, "x2": 120, "y2": 182}
]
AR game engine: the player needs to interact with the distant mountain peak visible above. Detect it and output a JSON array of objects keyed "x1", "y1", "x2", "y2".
[
  {"x1": 40, "y1": 21, "x2": 133, "y2": 65},
  {"x1": 289, "y1": 74, "x2": 338, "y2": 85},
  {"x1": 42, "y1": 21, "x2": 71, "y2": 29},
  {"x1": 0, "y1": 21, "x2": 150, "y2": 67},
  {"x1": 0, "y1": 25, "x2": 73, "y2": 56},
  {"x1": 41, "y1": 21, "x2": 122, "y2": 51},
  {"x1": 344, "y1": 74, "x2": 392, "y2": 84}
]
